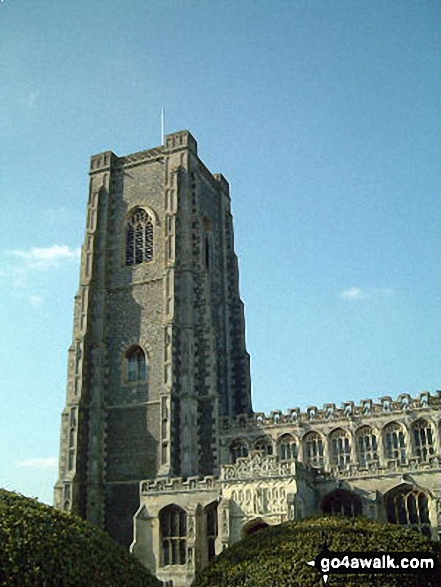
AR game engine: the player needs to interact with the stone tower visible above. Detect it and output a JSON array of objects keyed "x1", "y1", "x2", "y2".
[{"x1": 54, "y1": 131, "x2": 252, "y2": 545}]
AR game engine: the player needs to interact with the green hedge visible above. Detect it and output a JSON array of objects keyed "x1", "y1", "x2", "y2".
[
  {"x1": 193, "y1": 516, "x2": 440, "y2": 587},
  {"x1": 0, "y1": 489, "x2": 161, "y2": 587}
]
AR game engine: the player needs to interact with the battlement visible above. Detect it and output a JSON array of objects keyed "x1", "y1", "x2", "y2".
[
  {"x1": 222, "y1": 391, "x2": 440, "y2": 431},
  {"x1": 164, "y1": 130, "x2": 197, "y2": 154},
  {"x1": 89, "y1": 130, "x2": 198, "y2": 174}
]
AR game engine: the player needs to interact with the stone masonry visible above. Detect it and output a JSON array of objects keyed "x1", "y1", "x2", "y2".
[{"x1": 56, "y1": 132, "x2": 440, "y2": 587}]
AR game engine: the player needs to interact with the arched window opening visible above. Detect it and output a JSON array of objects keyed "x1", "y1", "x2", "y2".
[
  {"x1": 230, "y1": 439, "x2": 248, "y2": 463},
  {"x1": 412, "y1": 419, "x2": 435, "y2": 462},
  {"x1": 303, "y1": 431, "x2": 325, "y2": 468},
  {"x1": 159, "y1": 505, "x2": 187, "y2": 566},
  {"x1": 125, "y1": 346, "x2": 147, "y2": 383},
  {"x1": 279, "y1": 434, "x2": 298, "y2": 461},
  {"x1": 322, "y1": 489, "x2": 362, "y2": 517},
  {"x1": 125, "y1": 208, "x2": 154, "y2": 266},
  {"x1": 384, "y1": 422, "x2": 407, "y2": 463},
  {"x1": 205, "y1": 502, "x2": 218, "y2": 562},
  {"x1": 204, "y1": 234, "x2": 212, "y2": 270},
  {"x1": 243, "y1": 518, "x2": 269, "y2": 537},
  {"x1": 254, "y1": 436, "x2": 273, "y2": 456},
  {"x1": 356, "y1": 426, "x2": 379, "y2": 466},
  {"x1": 330, "y1": 429, "x2": 351, "y2": 468},
  {"x1": 385, "y1": 485, "x2": 431, "y2": 538},
  {"x1": 201, "y1": 217, "x2": 213, "y2": 271}
]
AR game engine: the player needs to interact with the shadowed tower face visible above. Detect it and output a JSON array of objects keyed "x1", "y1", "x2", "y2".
[{"x1": 54, "y1": 131, "x2": 252, "y2": 545}]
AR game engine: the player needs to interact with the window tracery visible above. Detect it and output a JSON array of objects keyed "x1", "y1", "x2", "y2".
[
  {"x1": 322, "y1": 489, "x2": 362, "y2": 517},
  {"x1": 384, "y1": 422, "x2": 407, "y2": 463},
  {"x1": 230, "y1": 439, "x2": 249, "y2": 463},
  {"x1": 125, "y1": 346, "x2": 147, "y2": 383},
  {"x1": 303, "y1": 431, "x2": 324, "y2": 468},
  {"x1": 159, "y1": 505, "x2": 187, "y2": 566},
  {"x1": 385, "y1": 485, "x2": 431, "y2": 537},
  {"x1": 330, "y1": 428, "x2": 351, "y2": 468},
  {"x1": 278, "y1": 434, "x2": 298, "y2": 461},
  {"x1": 356, "y1": 426, "x2": 379, "y2": 466},
  {"x1": 125, "y1": 208, "x2": 154, "y2": 266},
  {"x1": 412, "y1": 419, "x2": 435, "y2": 462},
  {"x1": 254, "y1": 436, "x2": 273, "y2": 456}
]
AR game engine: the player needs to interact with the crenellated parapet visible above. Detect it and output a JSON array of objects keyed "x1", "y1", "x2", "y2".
[
  {"x1": 222, "y1": 391, "x2": 439, "y2": 431},
  {"x1": 89, "y1": 131, "x2": 198, "y2": 174},
  {"x1": 219, "y1": 391, "x2": 440, "y2": 478}
]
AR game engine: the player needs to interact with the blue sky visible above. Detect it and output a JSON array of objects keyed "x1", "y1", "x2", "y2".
[{"x1": 0, "y1": 0, "x2": 439, "y2": 505}]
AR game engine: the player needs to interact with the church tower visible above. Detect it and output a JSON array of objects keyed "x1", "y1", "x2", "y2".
[{"x1": 54, "y1": 131, "x2": 252, "y2": 545}]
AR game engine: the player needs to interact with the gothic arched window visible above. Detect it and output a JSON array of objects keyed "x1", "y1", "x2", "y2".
[
  {"x1": 356, "y1": 426, "x2": 379, "y2": 466},
  {"x1": 159, "y1": 505, "x2": 187, "y2": 566},
  {"x1": 385, "y1": 485, "x2": 431, "y2": 538},
  {"x1": 412, "y1": 419, "x2": 435, "y2": 462},
  {"x1": 254, "y1": 436, "x2": 273, "y2": 456},
  {"x1": 125, "y1": 208, "x2": 154, "y2": 266},
  {"x1": 330, "y1": 428, "x2": 351, "y2": 468},
  {"x1": 125, "y1": 346, "x2": 147, "y2": 383},
  {"x1": 303, "y1": 431, "x2": 325, "y2": 468},
  {"x1": 279, "y1": 434, "x2": 298, "y2": 461},
  {"x1": 230, "y1": 439, "x2": 248, "y2": 463},
  {"x1": 384, "y1": 422, "x2": 407, "y2": 463},
  {"x1": 322, "y1": 489, "x2": 362, "y2": 517}
]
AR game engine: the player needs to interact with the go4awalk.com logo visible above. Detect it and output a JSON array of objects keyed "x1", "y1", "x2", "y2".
[{"x1": 306, "y1": 543, "x2": 438, "y2": 584}]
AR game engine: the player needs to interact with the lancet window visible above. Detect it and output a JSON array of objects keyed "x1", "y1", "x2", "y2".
[{"x1": 202, "y1": 216, "x2": 213, "y2": 270}]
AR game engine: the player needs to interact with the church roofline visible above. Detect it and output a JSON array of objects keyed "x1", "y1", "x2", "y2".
[{"x1": 221, "y1": 391, "x2": 440, "y2": 431}]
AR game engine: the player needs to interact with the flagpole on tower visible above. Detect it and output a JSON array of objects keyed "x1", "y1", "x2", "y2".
[{"x1": 161, "y1": 108, "x2": 165, "y2": 145}]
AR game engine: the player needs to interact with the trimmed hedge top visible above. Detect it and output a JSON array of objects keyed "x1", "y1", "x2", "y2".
[
  {"x1": 193, "y1": 516, "x2": 441, "y2": 587},
  {"x1": 0, "y1": 489, "x2": 161, "y2": 587}
]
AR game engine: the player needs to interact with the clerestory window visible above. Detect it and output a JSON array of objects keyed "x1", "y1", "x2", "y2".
[
  {"x1": 384, "y1": 422, "x2": 407, "y2": 463},
  {"x1": 330, "y1": 428, "x2": 352, "y2": 468},
  {"x1": 254, "y1": 436, "x2": 273, "y2": 456},
  {"x1": 279, "y1": 434, "x2": 298, "y2": 461},
  {"x1": 356, "y1": 426, "x2": 379, "y2": 466},
  {"x1": 125, "y1": 208, "x2": 154, "y2": 266},
  {"x1": 303, "y1": 431, "x2": 325, "y2": 468},
  {"x1": 230, "y1": 439, "x2": 248, "y2": 463},
  {"x1": 412, "y1": 419, "x2": 435, "y2": 462}
]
